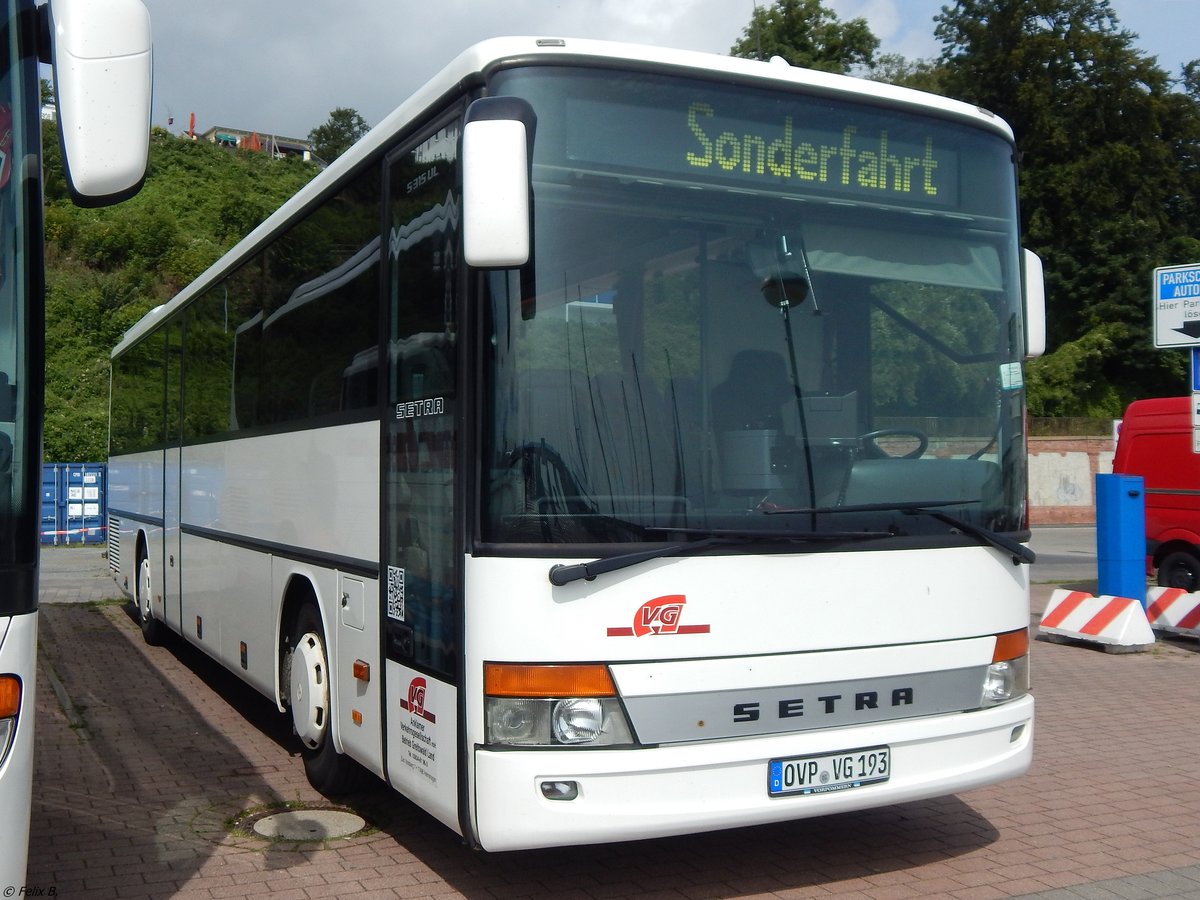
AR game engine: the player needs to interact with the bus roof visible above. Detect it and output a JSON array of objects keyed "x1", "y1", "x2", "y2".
[{"x1": 114, "y1": 36, "x2": 1015, "y2": 357}]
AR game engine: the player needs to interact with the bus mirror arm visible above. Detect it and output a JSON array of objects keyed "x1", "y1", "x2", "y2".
[{"x1": 463, "y1": 97, "x2": 537, "y2": 269}]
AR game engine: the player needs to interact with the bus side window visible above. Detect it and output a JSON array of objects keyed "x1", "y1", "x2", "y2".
[{"x1": 258, "y1": 169, "x2": 381, "y2": 427}]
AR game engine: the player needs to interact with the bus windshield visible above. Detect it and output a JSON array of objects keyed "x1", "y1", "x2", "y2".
[{"x1": 481, "y1": 66, "x2": 1027, "y2": 547}]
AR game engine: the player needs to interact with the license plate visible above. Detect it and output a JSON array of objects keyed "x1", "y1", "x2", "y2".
[{"x1": 768, "y1": 745, "x2": 890, "y2": 797}]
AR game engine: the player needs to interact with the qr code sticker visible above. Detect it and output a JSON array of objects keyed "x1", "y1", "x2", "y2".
[{"x1": 387, "y1": 565, "x2": 406, "y2": 621}]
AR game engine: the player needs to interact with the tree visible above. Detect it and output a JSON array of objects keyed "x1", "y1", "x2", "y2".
[
  {"x1": 868, "y1": 53, "x2": 948, "y2": 94},
  {"x1": 935, "y1": 0, "x2": 1198, "y2": 414},
  {"x1": 729, "y1": 0, "x2": 878, "y2": 74},
  {"x1": 307, "y1": 107, "x2": 369, "y2": 163}
]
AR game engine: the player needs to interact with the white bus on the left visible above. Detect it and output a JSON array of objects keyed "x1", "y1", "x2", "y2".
[{"x1": 0, "y1": 0, "x2": 150, "y2": 887}]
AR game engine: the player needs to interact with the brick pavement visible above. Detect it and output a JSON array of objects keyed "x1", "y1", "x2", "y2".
[
  {"x1": 21, "y1": 548, "x2": 1200, "y2": 899},
  {"x1": 37, "y1": 546, "x2": 127, "y2": 604}
]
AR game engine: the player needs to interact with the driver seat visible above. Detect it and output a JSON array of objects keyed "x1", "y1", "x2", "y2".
[{"x1": 710, "y1": 349, "x2": 792, "y2": 432}]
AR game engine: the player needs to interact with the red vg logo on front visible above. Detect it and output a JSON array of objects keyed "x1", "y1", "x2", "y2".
[{"x1": 608, "y1": 594, "x2": 711, "y2": 637}]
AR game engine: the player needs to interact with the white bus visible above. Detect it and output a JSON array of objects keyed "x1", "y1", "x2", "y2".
[
  {"x1": 108, "y1": 37, "x2": 1043, "y2": 851},
  {"x1": 0, "y1": 0, "x2": 150, "y2": 884}
]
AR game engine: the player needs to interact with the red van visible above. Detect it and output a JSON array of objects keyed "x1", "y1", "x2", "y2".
[{"x1": 1112, "y1": 396, "x2": 1200, "y2": 589}]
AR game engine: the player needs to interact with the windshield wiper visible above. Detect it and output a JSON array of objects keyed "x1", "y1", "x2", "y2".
[
  {"x1": 920, "y1": 508, "x2": 1036, "y2": 566},
  {"x1": 760, "y1": 500, "x2": 1035, "y2": 566},
  {"x1": 548, "y1": 529, "x2": 891, "y2": 586}
]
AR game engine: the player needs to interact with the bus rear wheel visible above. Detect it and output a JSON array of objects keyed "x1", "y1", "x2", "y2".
[{"x1": 287, "y1": 604, "x2": 368, "y2": 795}]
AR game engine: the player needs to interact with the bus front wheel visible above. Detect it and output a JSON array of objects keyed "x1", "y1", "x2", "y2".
[
  {"x1": 136, "y1": 548, "x2": 166, "y2": 646},
  {"x1": 287, "y1": 605, "x2": 367, "y2": 795}
]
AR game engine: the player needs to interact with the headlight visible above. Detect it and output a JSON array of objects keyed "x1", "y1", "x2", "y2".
[
  {"x1": 552, "y1": 698, "x2": 603, "y2": 743},
  {"x1": 982, "y1": 656, "x2": 1030, "y2": 705},
  {"x1": 980, "y1": 629, "x2": 1030, "y2": 707},
  {"x1": 0, "y1": 718, "x2": 14, "y2": 765},
  {"x1": 484, "y1": 663, "x2": 635, "y2": 747},
  {"x1": 487, "y1": 697, "x2": 550, "y2": 745}
]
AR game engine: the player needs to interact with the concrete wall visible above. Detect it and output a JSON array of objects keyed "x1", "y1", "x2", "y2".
[{"x1": 1028, "y1": 436, "x2": 1114, "y2": 525}]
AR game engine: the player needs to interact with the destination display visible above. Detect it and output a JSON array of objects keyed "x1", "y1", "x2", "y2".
[{"x1": 565, "y1": 95, "x2": 961, "y2": 209}]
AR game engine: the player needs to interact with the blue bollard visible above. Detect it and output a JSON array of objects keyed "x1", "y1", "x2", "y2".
[{"x1": 1095, "y1": 473, "x2": 1147, "y2": 606}]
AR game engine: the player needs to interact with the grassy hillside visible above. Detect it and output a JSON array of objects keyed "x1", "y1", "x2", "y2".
[{"x1": 42, "y1": 126, "x2": 318, "y2": 460}]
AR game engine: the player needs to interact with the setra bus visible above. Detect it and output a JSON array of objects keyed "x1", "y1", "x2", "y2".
[
  {"x1": 0, "y1": 0, "x2": 151, "y2": 884},
  {"x1": 108, "y1": 37, "x2": 1043, "y2": 850}
]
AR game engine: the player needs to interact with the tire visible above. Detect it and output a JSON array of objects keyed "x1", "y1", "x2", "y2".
[
  {"x1": 136, "y1": 549, "x2": 167, "y2": 646},
  {"x1": 1157, "y1": 549, "x2": 1200, "y2": 591},
  {"x1": 286, "y1": 604, "x2": 368, "y2": 795}
]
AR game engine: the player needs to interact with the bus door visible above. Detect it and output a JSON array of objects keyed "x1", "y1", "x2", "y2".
[
  {"x1": 163, "y1": 319, "x2": 183, "y2": 630},
  {"x1": 380, "y1": 120, "x2": 462, "y2": 832}
]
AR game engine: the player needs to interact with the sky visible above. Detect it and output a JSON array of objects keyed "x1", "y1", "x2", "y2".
[{"x1": 137, "y1": 0, "x2": 1199, "y2": 142}]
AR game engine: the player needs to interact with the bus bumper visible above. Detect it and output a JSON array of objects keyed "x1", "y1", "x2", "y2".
[{"x1": 473, "y1": 695, "x2": 1033, "y2": 850}]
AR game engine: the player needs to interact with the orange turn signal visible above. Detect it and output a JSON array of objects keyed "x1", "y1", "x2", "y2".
[
  {"x1": 992, "y1": 628, "x2": 1029, "y2": 663},
  {"x1": 0, "y1": 675, "x2": 20, "y2": 718},
  {"x1": 484, "y1": 663, "x2": 616, "y2": 698}
]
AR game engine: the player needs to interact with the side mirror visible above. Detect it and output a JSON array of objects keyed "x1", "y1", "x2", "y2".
[
  {"x1": 48, "y1": 0, "x2": 152, "y2": 206},
  {"x1": 1023, "y1": 249, "x2": 1046, "y2": 358},
  {"x1": 462, "y1": 97, "x2": 535, "y2": 269}
]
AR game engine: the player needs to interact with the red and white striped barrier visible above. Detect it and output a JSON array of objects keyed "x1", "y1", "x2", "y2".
[
  {"x1": 40, "y1": 525, "x2": 106, "y2": 537},
  {"x1": 1038, "y1": 589, "x2": 1155, "y2": 652},
  {"x1": 1145, "y1": 587, "x2": 1200, "y2": 637}
]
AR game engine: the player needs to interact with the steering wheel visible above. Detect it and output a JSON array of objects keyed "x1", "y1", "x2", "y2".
[{"x1": 858, "y1": 428, "x2": 928, "y2": 460}]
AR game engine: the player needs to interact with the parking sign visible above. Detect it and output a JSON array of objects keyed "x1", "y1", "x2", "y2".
[{"x1": 1154, "y1": 263, "x2": 1200, "y2": 347}]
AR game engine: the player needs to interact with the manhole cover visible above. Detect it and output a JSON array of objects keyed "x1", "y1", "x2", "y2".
[
  {"x1": 245, "y1": 808, "x2": 367, "y2": 841},
  {"x1": 251, "y1": 809, "x2": 366, "y2": 840}
]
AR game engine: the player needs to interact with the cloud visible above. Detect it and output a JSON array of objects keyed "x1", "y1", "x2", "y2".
[
  {"x1": 143, "y1": 0, "x2": 755, "y2": 136},
  {"x1": 141, "y1": 0, "x2": 1186, "y2": 144}
]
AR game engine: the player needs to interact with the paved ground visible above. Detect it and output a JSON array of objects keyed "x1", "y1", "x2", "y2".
[
  {"x1": 35, "y1": 545, "x2": 124, "y2": 603},
  {"x1": 1027, "y1": 526, "x2": 1097, "y2": 591},
  {"x1": 20, "y1": 535, "x2": 1200, "y2": 899}
]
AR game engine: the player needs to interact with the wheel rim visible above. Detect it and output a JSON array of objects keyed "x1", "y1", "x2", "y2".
[
  {"x1": 138, "y1": 557, "x2": 152, "y2": 621},
  {"x1": 290, "y1": 630, "x2": 329, "y2": 750}
]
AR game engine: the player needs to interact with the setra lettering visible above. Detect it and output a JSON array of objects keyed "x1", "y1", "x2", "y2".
[{"x1": 734, "y1": 685, "x2": 916, "y2": 723}]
